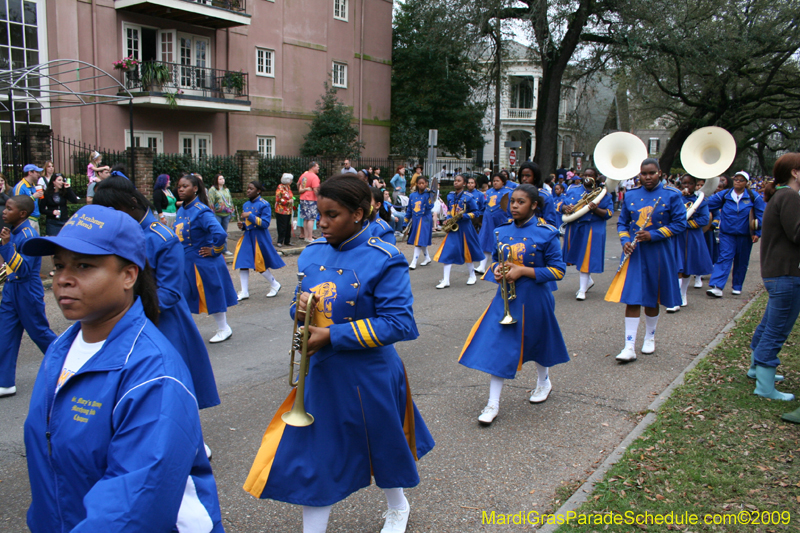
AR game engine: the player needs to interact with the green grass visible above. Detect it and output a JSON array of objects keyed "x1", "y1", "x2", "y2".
[{"x1": 554, "y1": 292, "x2": 800, "y2": 532}]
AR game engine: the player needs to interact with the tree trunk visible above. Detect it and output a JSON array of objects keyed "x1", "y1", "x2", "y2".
[
  {"x1": 534, "y1": 61, "x2": 566, "y2": 179},
  {"x1": 492, "y1": 21, "x2": 502, "y2": 169}
]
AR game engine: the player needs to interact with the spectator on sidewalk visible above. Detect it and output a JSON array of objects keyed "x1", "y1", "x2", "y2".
[
  {"x1": 341, "y1": 159, "x2": 357, "y2": 174},
  {"x1": 40, "y1": 173, "x2": 79, "y2": 237},
  {"x1": 153, "y1": 174, "x2": 179, "y2": 228},
  {"x1": 38, "y1": 161, "x2": 55, "y2": 189},
  {"x1": 208, "y1": 174, "x2": 235, "y2": 256},
  {"x1": 0, "y1": 174, "x2": 10, "y2": 228},
  {"x1": 372, "y1": 167, "x2": 385, "y2": 189},
  {"x1": 298, "y1": 161, "x2": 321, "y2": 243},
  {"x1": 748, "y1": 153, "x2": 800, "y2": 405},
  {"x1": 391, "y1": 165, "x2": 407, "y2": 202},
  {"x1": 85, "y1": 166, "x2": 110, "y2": 205},
  {"x1": 13, "y1": 164, "x2": 44, "y2": 232},
  {"x1": 274, "y1": 173, "x2": 294, "y2": 247}
]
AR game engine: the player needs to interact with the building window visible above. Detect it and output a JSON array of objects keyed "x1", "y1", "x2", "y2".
[
  {"x1": 649, "y1": 138, "x2": 660, "y2": 155},
  {"x1": 332, "y1": 62, "x2": 347, "y2": 88},
  {"x1": 257, "y1": 136, "x2": 275, "y2": 158},
  {"x1": 179, "y1": 133, "x2": 212, "y2": 157},
  {"x1": 334, "y1": 0, "x2": 348, "y2": 21},
  {"x1": 0, "y1": 0, "x2": 47, "y2": 125},
  {"x1": 125, "y1": 130, "x2": 164, "y2": 154},
  {"x1": 256, "y1": 48, "x2": 274, "y2": 77}
]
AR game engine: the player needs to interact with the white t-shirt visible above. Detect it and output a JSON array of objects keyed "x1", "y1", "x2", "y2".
[
  {"x1": 731, "y1": 190, "x2": 744, "y2": 204},
  {"x1": 56, "y1": 331, "x2": 105, "y2": 393}
]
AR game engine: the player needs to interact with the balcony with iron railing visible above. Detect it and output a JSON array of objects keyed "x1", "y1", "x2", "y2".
[
  {"x1": 115, "y1": 0, "x2": 251, "y2": 29},
  {"x1": 503, "y1": 108, "x2": 535, "y2": 120},
  {"x1": 118, "y1": 61, "x2": 251, "y2": 112}
]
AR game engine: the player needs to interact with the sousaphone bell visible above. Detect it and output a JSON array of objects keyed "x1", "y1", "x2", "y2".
[{"x1": 680, "y1": 126, "x2": 735, "y2": 219}]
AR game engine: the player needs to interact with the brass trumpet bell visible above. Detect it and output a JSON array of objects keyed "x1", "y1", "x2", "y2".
[{"x1": 283, "y1": 273, "x2": 315, "y2": 427}]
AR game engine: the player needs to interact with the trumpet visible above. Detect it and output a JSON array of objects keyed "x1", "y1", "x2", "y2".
[
  {"x1": 0, "y1": 263, "x2": 7, "y2": 284},
  {"x1": 282, "y1": 272, "x2": 315, "y2": 427},
  {"x1": 495, "y1": 231, "x2": 516, "y2": 325}
]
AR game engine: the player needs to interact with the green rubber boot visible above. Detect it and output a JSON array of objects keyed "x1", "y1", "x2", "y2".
[
  {"x1": 753, "y1": 366, "x2": 795, "y2": 401},
  {"x1": 782, "y1": 407, "x2": 800, "y2": 424},
  {"x1": 747, "y1": 353, "x2": 784, "y2": 381}
]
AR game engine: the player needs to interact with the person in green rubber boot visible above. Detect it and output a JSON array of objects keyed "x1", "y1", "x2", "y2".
[{"x1": 749, "y1": 153, "x2": 800, "y2": 401}]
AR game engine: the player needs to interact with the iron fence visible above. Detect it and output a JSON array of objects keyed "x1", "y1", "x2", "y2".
[
  {"x1": 50, "y1": 135, "x2": 130, "y2": 197},
  {"x1": 0, "y1": 132, "x2": 29, "y2": 183}
]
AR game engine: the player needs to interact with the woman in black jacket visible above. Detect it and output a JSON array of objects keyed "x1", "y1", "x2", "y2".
[{"x1": 40, "y1": 173, "x2": 79, "y2": 236}]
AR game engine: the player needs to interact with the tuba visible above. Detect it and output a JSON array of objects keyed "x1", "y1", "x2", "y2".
[
  {"x1": 680, "y1": 126, "x2": 734, "y2": 219},
  {"x1": 0, "y1": 264, "x2": 7, "y2": 284},
  {"x1": 282, "y1": 272, "x2": 315, "y2": 427},
  {"x1": 495, "y1": 231, "x2": 516, "y2": 325}
]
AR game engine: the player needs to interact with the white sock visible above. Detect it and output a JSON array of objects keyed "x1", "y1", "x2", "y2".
[
  {"x1": 489, "y1": 375, "x2": 504, "y2": 406},
  {"x1": 261, "y1": 269, "x2": 277, "y2": 286},
  {"x1": 383, "y1": 488, "x2": 408, "y2": 511},
  {"x1": 467, "y1": 263, "x2": 476, "y2": 280},
  {"x1": 479, "y1": 252, "x2": 491, "y2": 270},
  {"x1": 679, "y1": 277, "x2": 690, "y2": 299},
  {"x1": 302, "y1": 505, "x2": 333, "y2": 533},
  {"x1": 212, "y1": 312, "x2": 229, "y2": 331},
  {"x1": 423, "y1": 247, "x2": 431, "y2": 259},
  {"x1": 535, "y1": 362, "x2": 549, "y2": 387},
  {"x1": 239, "y1": 270, "x2": 249, "y2": 294},
  {"x1": 579, "y1": 272, "x2": 591, "y2": 293},
  {"x1": 625, "y1": 317, "x2": 640, "y2": 348},
  {"x1": 411, "y1": 247, "x2": 420, "y2": 264},
  {"x1": 644, "y1": 314, "x2": 659, "y2": 340},
  {"x1": 441, "y1": 264, "x2": 452, "y2": 284}
]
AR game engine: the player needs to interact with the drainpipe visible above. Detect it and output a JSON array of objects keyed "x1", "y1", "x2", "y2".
[
  {"x1": 358, "y1": 0, "x2": 365, "y2": 144},
  {"x1": 92, "y1": 0, "x2": 100, "y2": 146},
  {"x1": 226, "y1": 28, "x2": 231, "y2": 156}
]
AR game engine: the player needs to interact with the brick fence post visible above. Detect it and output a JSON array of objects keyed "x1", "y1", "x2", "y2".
[
  {"x1": 128, "y1": 147, "x2": 155, "y2": 192},
  {"x1": 26, "y1": 124, "x2": 53, "y2": 166},
  {"x1": 236, "y1": 150, "x2": 259, "y2": 191}
]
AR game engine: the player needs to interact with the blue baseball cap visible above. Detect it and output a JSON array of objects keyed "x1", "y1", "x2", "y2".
[
  {"x1": 21, "y1": 205, "x2": 146, "y2": 269},
  {"x1": 23, "y1": 164, "x2": 43, "y2": 173}
]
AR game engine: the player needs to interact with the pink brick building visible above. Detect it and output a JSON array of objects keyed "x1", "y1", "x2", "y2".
[{"x1": 1, "y1": 0, "x2": 392, "y2": 157}]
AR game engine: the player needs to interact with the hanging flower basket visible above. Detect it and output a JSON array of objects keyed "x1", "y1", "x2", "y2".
[{"x1": 113, "y1": 56, "x2": 140, "y2": 71}]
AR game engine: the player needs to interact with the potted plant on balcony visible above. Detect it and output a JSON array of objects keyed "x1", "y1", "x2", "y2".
[
  {"x1": 141, "y1": 62, "x2": 172, "y2": 92},
  {"x1": 113, "y1": 56, "x2": 140, "y2": 87},
  {"x1": 221, "y1": 71, "x2": 244, "y2": 98}
]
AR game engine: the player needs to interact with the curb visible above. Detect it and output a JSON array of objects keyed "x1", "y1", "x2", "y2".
[{"x1": 536, "y1": 291, "x2": 763, "y2": 533}]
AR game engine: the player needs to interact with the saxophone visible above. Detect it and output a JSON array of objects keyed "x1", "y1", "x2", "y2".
[{"x1": 442, "y1": 206, "x2": 463, "y2": 233}]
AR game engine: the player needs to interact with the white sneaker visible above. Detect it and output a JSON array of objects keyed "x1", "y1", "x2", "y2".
[
  {"x1": 615, "y1": 346, "x2": 637, "y2": 362},
  {"x1": 381, "y1": 504, "x2": 411, "y2": 533},
  {"x1": 586, "y1": 279, "x2": 595, "y2": 292},
  {"x1": 576, "y1": 290, "x2": 586, "y2": 301},
  {"x1": 641, "y1": 337, "x2": 655, "y2": 354},
  {"x1": 408, "y1": 261, "x2": 417, "y2": 270},
  {"x1": 529, "y1": 380, "x2": 552, "y2": 403},
  {"x1": 209, "y1": 327, "x2": 233, "y2": 344},
  {"x1": 466, "y1": 276, "x2": 477, "y2": 285},
  {"x1": 681, "y1": 293, "x2": 688, "y2": 307},
  {"x1": 666, "y1": 306, "x2": 680, "y2": 313},
  {"x1": 0, "y1": 386, "x2": 17, "y2": 398},
  {"x1": 224, "y1": 251, "x2": 233, "y2": 256},
  {"x1": 237, "y1": 291, "x2": 249, "y2": 301},
  {"x1": 436, "y1": 280, "x2": 450, "y2": 289},
  {"x1": 420, "y1": 257, "x2": 432, "y2": 266},
  {"x1": 478, "y1": 403, "x2": 499, "y2": 425},
  {"x1": 731, "y1": 289, "x2": 742, "y2": 295},
  {"x1": 694, "y1": 276, "x2": 703, "y2": 289},
  {"x1": 204, "y1": 443, "x2": 212, "y2": 460},
  {"x1": 267, "y1": 283, "x2": 281, "y2": 298},
  {"x1": 707, "y1": 287, "x2": 723, "y2": 298}
]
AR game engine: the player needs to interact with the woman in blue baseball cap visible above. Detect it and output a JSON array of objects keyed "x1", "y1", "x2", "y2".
[{"x1": 20, "y1": 205, "x2": 224, "y2": 533}]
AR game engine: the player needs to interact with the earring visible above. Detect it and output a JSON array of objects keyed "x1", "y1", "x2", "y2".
[{"x1": 355, "y1": 220, "x2": 361, "y2": 224}]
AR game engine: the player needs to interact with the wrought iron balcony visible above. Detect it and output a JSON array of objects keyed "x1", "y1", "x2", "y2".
[
  {"x1": 115, "y1": 0, "x2": 251, "y2": 29},
  {"x1": 119, "y1": 61, "x2": 250, "y2": 112}
]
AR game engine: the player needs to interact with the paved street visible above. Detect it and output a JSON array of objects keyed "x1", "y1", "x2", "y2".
[{"x1": 0, "y1": 218, "x2": 763, "y2": 532}]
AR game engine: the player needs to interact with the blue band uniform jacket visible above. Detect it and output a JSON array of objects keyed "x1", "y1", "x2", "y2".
[
  {"x1": 675, "y1": 193, "x2": 713, "y2": 276},
  {"x1": 605, "y1": 183, "x2": 687, "y2": 308},
  {"x1": 478, "y1": 187, "x2": 512, "y2": 253},
  {"x1": 175, "y1": 197, "x2": 238, "y2": 314},
  {"x1": 459, "y1": 217, "x2": 569, "y2": 378},
  {"x1": 537, "y1": 187, "x2": 559, "y2": 227},
  {"x1": 404, "y1": 189, "x2": 434, "y2": 247},
  {"x1": 0, "y1": 219, "x2": 56, "y2": 388},
  {"x1": 141, "y1": 211, "x2": 220, "y2": 409},
  {"x1": 369, "y1": 217, "x2": 396, "y2": 244},
  {"x1": 233, "y1": 196, "x2": 286, "y2": 272},
  {"x1": 24, "y1": 298, "x2": 224, "y2": 532},
  {"x1": 561, "y1": 186, "x2": 613, "y2": 274},
  {"x1": 434, "y1": 190, "x2": 483, "y2": 265},
  {"x1": 243, "y1": 228, "x2": 434, "y2": 506}
]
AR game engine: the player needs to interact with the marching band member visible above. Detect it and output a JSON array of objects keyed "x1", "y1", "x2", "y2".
[
  {"x1": 93, "y1": 177, "x2": 221, "y2": 413},
  {"x1": 605, "y1": 159, "x2": 687, "y2": 362},
  {"x1": 518, "y1": 162, "x2": 558, "y2": 226},
  {"x1": 704, "y1": 171, "x2": 765, "y2": 298},
  {"x1": 369, "y1": 186, "x2": 397, "y2": 244},
  {"x1": 0, "y1": 196, "x2": 56, "y2": 397},
  {"x1": 21, "y1": 205, "x2": 223, "y2": 532},
  {"x1": 466, "y1": 176, "x2": 485, "y2": 233},
  {"x1": 553, "y1": 183, "x2": 565, "y2": 229},
  {"x1": 667, "y1": 175, "x2": 713, "y2": 311},
  {"x1": 234, "y1": 181, "x2": 286, "y2": 301},
  {"x1": 458, "y1": 185, "x2": 569, "y2": 424},
  {"x1": 404, "y1": 175, "x2": 435, "y2": 269},
  {"x1": 476, "y1": 174, "x2": 512, "y2": 273},
  {"x1": 175, "y1": 174, "x2": 238, "y2": 343},
  {"x1": 561, "y1": 168, "x2": 613, "y2": 300},
  {"x1": 243, "y1": 175, "x2": 434, "y2": 533},
  {"x1": 433, "y1": 174, "x2": 483, "y2": 288}
]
